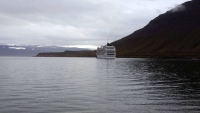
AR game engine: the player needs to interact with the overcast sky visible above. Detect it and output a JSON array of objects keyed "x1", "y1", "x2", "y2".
[{"x1": 0, "y1": 0, "x2": 190, "y2": 49}]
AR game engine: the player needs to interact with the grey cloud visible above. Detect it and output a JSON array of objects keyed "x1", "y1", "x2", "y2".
[
  {"x1": 0, "y1": 0, "x2": 190, "y2": 48},
  {"x1": 156, "y1": 9, "x2": 162, "y2": 14},
  {"x1": 170, "y1": 4, "x2": 186, "y2": 12}
]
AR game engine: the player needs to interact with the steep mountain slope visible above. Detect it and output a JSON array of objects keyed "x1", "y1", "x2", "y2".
[{"x1": 112, "y1": 0, "x2": 200, "y2": 58}]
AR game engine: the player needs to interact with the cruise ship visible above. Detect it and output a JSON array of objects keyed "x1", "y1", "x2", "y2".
[{"x1": 96, "y1": 43, "x2": 116, "y2": 59}]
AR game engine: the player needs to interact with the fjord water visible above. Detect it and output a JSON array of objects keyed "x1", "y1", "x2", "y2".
[{"x1": 0, "y1": 57, "x2": 200, "y2": 113}]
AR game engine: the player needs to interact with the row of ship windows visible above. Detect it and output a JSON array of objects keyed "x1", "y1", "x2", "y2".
[
  {"x1": 106, "y1": 47, "x2": 115, "y2": 49},
  {"x1": 107, "y1": 54, "x2": 114, "y2": 56},
  {"x1": 106, "y1": 51, "x2": 115, "y2": 53}
]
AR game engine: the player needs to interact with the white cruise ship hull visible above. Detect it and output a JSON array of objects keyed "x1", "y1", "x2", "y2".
[
  {"x1": 96, "y1": 54, "x2": 105, "y2": 59},
  {"x1": 96, "y1": 54, "x2": 115, "y2": 59}
]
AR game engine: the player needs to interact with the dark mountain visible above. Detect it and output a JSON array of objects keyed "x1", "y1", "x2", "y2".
[
  {"x1": 36, "y1": 50, "x2": 96, "y2": 57},
  {"x1": 0, "y1": 44, "x2": 90, "y2": 56},
  {"x1": 112, "y1": 0, "x2": 200, "y2": 58}
]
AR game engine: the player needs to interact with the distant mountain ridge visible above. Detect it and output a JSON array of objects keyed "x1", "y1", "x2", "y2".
[
  {"x1": 36, "y1": 50, "x2": 95, "y2": 57},
  {"x1": 112, "y1": 0, "x2": 200, "y2": 58},
  {"x1": 0, "y1": 44, "x2": 90, "y2": 56}
]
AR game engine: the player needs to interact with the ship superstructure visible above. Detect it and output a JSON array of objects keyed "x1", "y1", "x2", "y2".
[{"x1": 96, "y1": 43, "x2": 116, "y2": 59}]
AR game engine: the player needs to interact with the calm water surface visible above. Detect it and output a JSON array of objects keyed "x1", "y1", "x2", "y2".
[{"x1": 0, "y1": 57, "x2": 200, "y2": 113}]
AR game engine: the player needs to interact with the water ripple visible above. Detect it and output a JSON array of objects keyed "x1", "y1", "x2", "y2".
[{"x1": 0, "y1": 57, "x2": 199, "y2": 113}]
